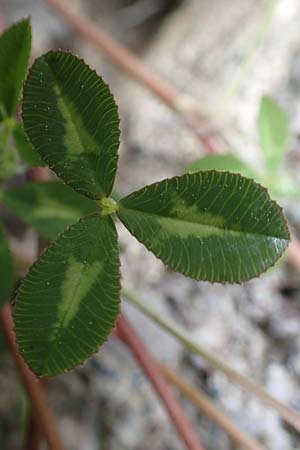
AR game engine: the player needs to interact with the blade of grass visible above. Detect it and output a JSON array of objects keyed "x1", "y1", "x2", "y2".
[
  {"x1": 116, "y1": 314, "x2": 207, "y2": 450},
  {"x1": 122, "y1": 287, "x2": 300, "y2": 432}
]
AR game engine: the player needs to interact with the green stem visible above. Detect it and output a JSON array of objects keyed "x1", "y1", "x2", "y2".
[{"x1": 122, "y1": 286, "x2": 300, "y2": 432}]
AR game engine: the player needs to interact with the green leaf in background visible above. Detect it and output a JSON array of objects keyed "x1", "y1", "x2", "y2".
[
  {"x1": 14, "y1": 214, "x2": 120, "y2": 377},
  {"x1": 187, "y1": 153, "x2": 257, "y2": 180},
  {"x1": 0, "y1": 19, "x2": 31, "y2": 120},
  {"x1": 118, "y1": 171, "x2": 290, "y2": 283},
  {"x1": 0, "y1": 139, "x2": 17, "y2": 183},
  {"x1": 3, "y1": 181, "x2": 99, "y2": 240},
  {"x1": 266, "y1": 172, "x2": 300, "y2": 200},
  {"x1": 0, "y1": 221, "x2": 15, "y2": 306},
  {"x1": 13, "y1": 123, "x2": 45, "y2": 167},
  {"x1": 23, "y1": 51, "x2": 120, "y2": 199},
  {"x1": 258, "y1": 96, "x2": 289, "y2": 171}
]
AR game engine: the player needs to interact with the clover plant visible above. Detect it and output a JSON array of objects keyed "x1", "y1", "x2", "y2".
[{"x1": 0, "y1": 20, "x2": 290, "y2": 377}]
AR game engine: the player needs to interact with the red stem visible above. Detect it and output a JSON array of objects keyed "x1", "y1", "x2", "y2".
[
  {"x1": 116, "y1": 314, "x2": 206, "y2": 450},
  {"x1": 25, "y1": 380, "x2": 48, "y2": 450},
  {"x1": 26, "y1": 167, "x2": 52, "y2": 182},
  {"x1": 24, "y1": 166, "x2": 52, "y2": 450},
  {"x1": 25, "y1": 413, "x2": 43, "y2": 450},
  {"x1": 0, "y1": 305, "x2": 65, "y2": 450}
]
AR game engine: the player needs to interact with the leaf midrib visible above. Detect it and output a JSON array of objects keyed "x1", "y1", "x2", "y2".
[{"x1": 118, "y1": 205, "x2": 288, "y2": 241}]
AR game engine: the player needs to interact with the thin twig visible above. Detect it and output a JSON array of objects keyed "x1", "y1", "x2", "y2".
[
  {"x1": 116, "y1": 314, "x2": 207, "y2": 450},
  {"x1": 0, "y1": 304, "x2": 65, "y2": 450},
  {"x1": 45, "y1": 0, "x2": 218, "y2": 152},
  {"x1": 160, "y1": 363, "x2": 267, "y2": 450},
  {"x1": 122, "y1": 287, "x2": 300, "y2": 432}
]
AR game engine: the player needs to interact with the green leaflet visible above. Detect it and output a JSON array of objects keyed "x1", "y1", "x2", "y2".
[
  {"x1": 3, "y1": 181, "x2": 99, "y2": 240},
  {"x1": 14, "y1": 214, "x2": 120, "y2": 377},
  {"x1": 13, "y1": 123, "x2": 45, "y2": 167},
  {"x1": 0, "y1": 19, "x2": 31, "y2": 120},
  {"x1": 267, "y1": 174, "x2": 300, "y2": 200},
  {"x1": 258, "y1": 96, "x2": 288, "y2": 171},
  {"x1": 22, "y1": 51, "x2": 120, "y2": 199},
  {"x1": 118, "y1": 171, "x2": 290, "y2": 283},
  {"x1": 187, "y1": 153, "x2": 257, "y2": 180},
  {"x1": 0, "y1": 221, "x2": 15, "y2": 306}
]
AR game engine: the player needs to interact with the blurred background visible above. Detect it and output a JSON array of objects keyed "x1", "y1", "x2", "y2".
[{"x1": 1, "y1": 0, "x2": 300, "y2": 449}]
